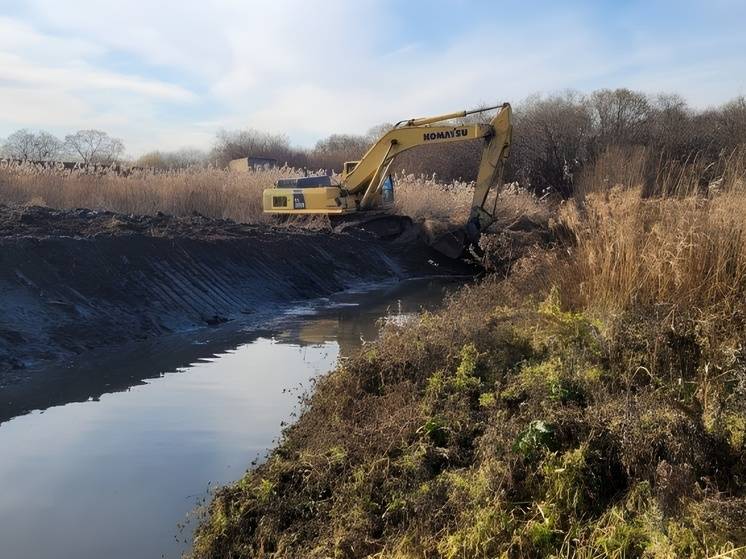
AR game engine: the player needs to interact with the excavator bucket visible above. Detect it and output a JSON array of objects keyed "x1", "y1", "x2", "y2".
[
  {"x1": 428, "y1": 227, "x2": 468, "y2": 259},
  {"x1": 421, "y1": 218, "x2": 477, "y2": 260}
]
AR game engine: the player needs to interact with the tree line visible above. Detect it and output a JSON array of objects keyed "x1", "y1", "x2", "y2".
[
  {"x1": 508, "y1": 90, "x2": 746, "y2": 196},
  {"x1": 3, "y1": 89, "x2": 745, "y2": 196},
  {"x1": 202, "y1": 88, "x2": 746, "y2": 196},
  {"x1": 132, "y1": 130, "x2": 378, "y2": 172},
  {"x1": 1, "y1": 129, "x2": 125, "y2": 165}
]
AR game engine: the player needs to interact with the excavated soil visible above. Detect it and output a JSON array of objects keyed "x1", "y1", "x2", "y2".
[{"x1": 0, "y1": 205, "x2": 472, "y2": 393}]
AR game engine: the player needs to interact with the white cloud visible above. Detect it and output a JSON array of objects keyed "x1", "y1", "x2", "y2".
[
  {"x1": 0, "y1": 1, "x2": 744, "y2": 155},
  {"x1": 0, "y1": 16, "x2": 101, "y2": 61},
  {"x1": 0, "y1": 86, "x2": 90, "y2": 128},
  {"x1": 0, "y1": 15, "x2": 199, "y2": 153},
  {"x1": 0, "y1": 52, "x2": 194, "y2": 102}
]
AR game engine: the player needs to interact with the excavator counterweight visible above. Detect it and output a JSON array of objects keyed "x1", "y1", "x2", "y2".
[{"x1": 253, "y1": 103, "x2": 513, "y2": 259}]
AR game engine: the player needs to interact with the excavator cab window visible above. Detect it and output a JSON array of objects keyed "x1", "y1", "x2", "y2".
[{"x1": 382, "y1": 175, "x2": 394, "y2": 205}]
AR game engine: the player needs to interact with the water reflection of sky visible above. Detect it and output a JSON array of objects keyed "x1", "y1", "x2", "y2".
[
  {"x1": 0, "y1": 277, "x2": 460, "y2": 559},
  {"x1": 0, "y1": 339, "x2": 337, "y2": 559}
]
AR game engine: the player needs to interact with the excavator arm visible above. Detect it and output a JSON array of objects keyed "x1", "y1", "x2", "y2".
[
  {"x1": 342, "y1": 104, "x2": 511, "y2": 209},
  {"x1": 471, "y1": 103, "x2": 512, "y2": 231},
  {"x1": 340, "y1": 103, "x2": 512, "y2": 256}
]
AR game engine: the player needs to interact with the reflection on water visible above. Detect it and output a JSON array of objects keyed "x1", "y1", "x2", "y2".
[{"x1": 0, "y1": 278, "x2": 460, "y2": 559}]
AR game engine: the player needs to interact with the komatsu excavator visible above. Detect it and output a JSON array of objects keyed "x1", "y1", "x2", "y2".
[{"x1": 259, "y1": 103, "x2": 512, "y2": 259}]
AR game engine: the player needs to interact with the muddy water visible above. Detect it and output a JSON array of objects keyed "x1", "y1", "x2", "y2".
[{"x1": 0, "y1": 277, "x2": 461, "y2": 559}]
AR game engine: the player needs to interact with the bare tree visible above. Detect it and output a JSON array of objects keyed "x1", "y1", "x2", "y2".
[
  {"x1": 510, "y1": 91, "x2": 594, "y2": 196},
  {"x1": 646, "y1": 94, "x2": 698, "y2": 158},
  {"x1": 64, "y1": 129, "x2": 125, "y2": 165},
  {"x1": 2, "y1": 129, "x2": 64, "y2": 160},
  {"x1": 32, "y1": 131, "x2": 64, "y2": 160},
  {"x1": 717, "y1": 96, "x2": 746, "y2": 146},
  {"x1": 590, "y1": 88, "x2": 651, "y2": 147},
  {"x1": 136, "y1": 148, "x2": 208, "y2": 170},
  {"x1": 3, "y1": 129, "x2": 37, "y2": 160}
]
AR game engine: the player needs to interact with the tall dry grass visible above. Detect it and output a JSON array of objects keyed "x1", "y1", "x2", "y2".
[
  {"x1": 556, "y1": 147, "x2": 746, "y2": 315},
  {"x1": 392, "y1": 173, "x2": 472, "y2": 220},
  {"x1": 0, "y1": 161, "x2": 288, "y2": 223},
  {"x1": 5, "y1": 148, "x2": 746, "y2": 321},
  {"x1": 0, "y1": 161, "x2": 511, "y2": 226}
]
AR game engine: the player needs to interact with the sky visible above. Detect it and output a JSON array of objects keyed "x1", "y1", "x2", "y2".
[{"x1": 1, "y1": 0, "x2": 745, "y2": 156}]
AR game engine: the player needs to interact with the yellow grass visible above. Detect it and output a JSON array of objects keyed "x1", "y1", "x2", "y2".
[
  {"x1": 0, "y1": 161, "x2": 518, "y2": 226},
  {"x1": 556, "y1": 148, "x2": 746, "y2": 315},
  {"x1": 0, "y1": 161, "x2": 284, "y2": 223},
  {"x1": 392, "y1": 173, "x2": 472, "y2": 220}
]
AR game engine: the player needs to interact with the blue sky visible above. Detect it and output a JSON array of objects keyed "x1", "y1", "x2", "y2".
[{"x1": 1, "y1": 0, "x2": 744, "y2": 156}]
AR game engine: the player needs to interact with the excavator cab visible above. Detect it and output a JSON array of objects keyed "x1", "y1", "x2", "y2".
[{"x1": 381, "y1": 175, "x2": 394, "y2": 205}]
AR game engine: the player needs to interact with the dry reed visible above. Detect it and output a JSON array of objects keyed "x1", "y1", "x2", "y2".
[
  {"x1": 0, "y1": 162, "x2": 502, "y2": 226},
  {"x1": 0, "y1": 161, "x2": 285, "y2": 223},
  {"x1": 556, "y1": 147, "x2": 746, "y2": 315}
]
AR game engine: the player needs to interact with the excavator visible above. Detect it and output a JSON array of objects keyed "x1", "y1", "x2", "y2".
[{"x1": 257, "y1": 103, "x2": 512, "y2": 259}]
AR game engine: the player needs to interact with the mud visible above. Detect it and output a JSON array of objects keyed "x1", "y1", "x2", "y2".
[{"x1": 0, "y1": 205, "x2": 472, "y2": 394}]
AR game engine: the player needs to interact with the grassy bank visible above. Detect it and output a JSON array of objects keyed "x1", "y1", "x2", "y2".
[{"x1": 192, "y1": 153, "x2": 746, "y2": 558}]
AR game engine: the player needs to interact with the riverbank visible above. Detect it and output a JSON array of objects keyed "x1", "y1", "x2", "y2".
[
  {"x1": 0, "y1": 204, "x2": 473, "y2": 391},
  {"x1": 192, "y1": 187, "x2": 746, "y2": 558}
]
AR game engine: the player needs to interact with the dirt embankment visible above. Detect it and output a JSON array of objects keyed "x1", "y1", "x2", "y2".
[{"x1": 0, "y1": 205, "x2": 470, "y2": 386}]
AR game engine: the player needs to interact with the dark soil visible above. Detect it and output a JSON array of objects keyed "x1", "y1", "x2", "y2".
[{"x1": 0, "y1": 205, "x2": 472, "y2": 396}]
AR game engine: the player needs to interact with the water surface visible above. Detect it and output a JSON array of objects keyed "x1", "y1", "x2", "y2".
[{"x1": 0, "y1": 278, "x2": 459, "y2": 559}]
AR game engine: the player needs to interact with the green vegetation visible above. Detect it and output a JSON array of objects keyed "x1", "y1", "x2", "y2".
[
  {"x1": 191, "y1": 289, "x2": 746, "y2": 557},
  {"x1": 182, "y1": 148, "x2": 746, "y2": 559},
  {"x1": 190, "y1": 152, "x2": 746, "y2": 558}
]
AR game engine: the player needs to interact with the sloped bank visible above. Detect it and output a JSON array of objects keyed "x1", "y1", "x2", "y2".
[
  {"x1": 0, "y1": 205, "x2": 470, "y2": 386},
  {"x1": 191, "y1": 269, "x2": 746, "y2": 559}
]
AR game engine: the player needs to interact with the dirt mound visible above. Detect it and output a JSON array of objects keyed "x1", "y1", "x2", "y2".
[{"x1": 0, "y1": 205, "x2": 471, "y2": 387}]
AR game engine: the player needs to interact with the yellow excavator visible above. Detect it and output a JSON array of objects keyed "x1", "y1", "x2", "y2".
[{"x1": 258, "y1": 103, "x2": 512, "y2": 258}]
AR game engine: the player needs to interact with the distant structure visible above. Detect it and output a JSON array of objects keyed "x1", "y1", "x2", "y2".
[{"x1": 228, "y1": 156, "x2": 278, "y2": 172}]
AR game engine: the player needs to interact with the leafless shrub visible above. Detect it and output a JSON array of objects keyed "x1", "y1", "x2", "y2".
[
  {"x1": 308, "y1": 134, "x2": 370, "y2": 172},
  {"x1": 510, "y1": 91, "x2": 594, "y2": 197},
  {"x1": 507, "y1": 91, "x2": 746, "y2": 197},
  {"x1": 590, "y1": 88, "x2": 651, "y2": 147}
]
